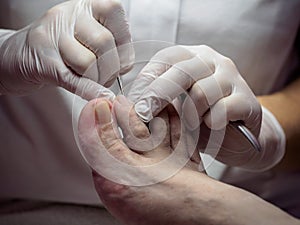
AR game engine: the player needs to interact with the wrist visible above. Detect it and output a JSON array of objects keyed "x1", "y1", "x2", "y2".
[
  {"x1": 258, "y1": 90, "x2": 300, "y2": 171},
  {"x1": 254, "y1": 106, "x2": 286, "y2": 171}
]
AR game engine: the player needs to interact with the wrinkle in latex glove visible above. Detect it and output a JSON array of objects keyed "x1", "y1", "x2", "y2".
[{"x1": 134, "y1": 75, "x2": 191, "y2": 122}]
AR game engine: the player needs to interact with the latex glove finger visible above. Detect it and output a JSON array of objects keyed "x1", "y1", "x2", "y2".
[
  {"x1": 183, "y1": 74, "x2": 260, "y2": 133},
  {"x1": 243, "y1": 107, "x2": 285, "y2": 171},
  {"x1": 134, "y1": 54, "x2": 212, "y2": 122},
  {"x1": 182, "y1": 75, "x2": 229, "y2": 131},
  {"x1": 59, "y1": 35, "x2": 97, "y2": 77},
  {"x1": 92, "y1": 0, "x2": 134, "y2": 74},
  {"x1": 67, "y1": 76, "x2": 115, "y2": 101},
  {"x1": 74, "y1": 15, "x2": 119, "y2": 86},
  {"x1": 127, "y1": 46, "x2": 194, "y2": 102},
  {"x1": 204, "y1": 93, "x2": 261, "y2": 134}
]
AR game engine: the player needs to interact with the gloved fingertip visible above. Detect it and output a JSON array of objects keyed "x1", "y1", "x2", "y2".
[
  {"x1": 118, "y1": 41, "x2": 135, "y2": 75},
  {"x1": 134, "y1": 100, "x2": 153, "y2": 122},
  {"x1": 203, "y1": 114, "x2": 227, "y2": 130},
  {"x1": 97, "y1": 90, "x2": 116, "y2": 101},
  {"x1": 115, "y1": 95, "x2": 132, "y2": 106},
  {"x1": 83, "y1": 88, "x2": 115, "y2": 101}
]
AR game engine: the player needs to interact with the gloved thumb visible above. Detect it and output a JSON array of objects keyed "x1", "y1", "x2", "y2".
[{"x1": 58, "y1": 71, "x2": 115, "y2": 101}]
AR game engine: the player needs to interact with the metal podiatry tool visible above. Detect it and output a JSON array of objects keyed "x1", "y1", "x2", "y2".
[
  {"x1": 117, "y1": 76, "x2": 124, "y2": 95},
  {"x1": 229, "y1": 121, "x2": 261, "y2": 152},
  {"x1": 115, "y1": 77, "x2": 261, "y2": 152}
]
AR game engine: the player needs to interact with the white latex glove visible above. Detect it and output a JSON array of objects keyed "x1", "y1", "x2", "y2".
[
  {"x1": 0, "y1": 0, "x2": 134, "y2": 100},
  {"x1": 128, "y1": 45, "x2": 285, "y2": 171}
]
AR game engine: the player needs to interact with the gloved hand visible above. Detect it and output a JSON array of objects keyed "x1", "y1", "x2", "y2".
[
  {"x1": 128, "y1": 45, "x2": 285, "y2": 171},
  {"x1": 0, "y1": 0, "x2": 134, "y2": 100}
]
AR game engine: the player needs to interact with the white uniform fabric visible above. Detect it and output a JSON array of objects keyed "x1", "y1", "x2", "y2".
[{"x1": 0, "y1": 0, "x2": 300, "y2": 208}]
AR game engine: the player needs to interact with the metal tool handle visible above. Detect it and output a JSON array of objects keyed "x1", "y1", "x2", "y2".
[
  {"x1": 229, "y1": 121, "x2": 261, "y2": 152},
  {"x1": 117, "y1": 76, "x2": 124, "y2": 95}
]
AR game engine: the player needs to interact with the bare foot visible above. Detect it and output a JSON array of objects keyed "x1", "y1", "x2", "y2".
[
  {"x1": 77, "y1": 96, "x2": 295, "y2": 225},
  {"x1": 77, "y1": 96, "x2": 224, "y2": 225}
]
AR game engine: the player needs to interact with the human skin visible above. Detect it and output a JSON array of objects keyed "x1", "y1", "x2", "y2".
[
  {"x1": 77, "y1": 96, "x2": 299, "y2": 225},
  {"x1": 258, "y1": 77, "x2": 300, "y2": 171}
]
